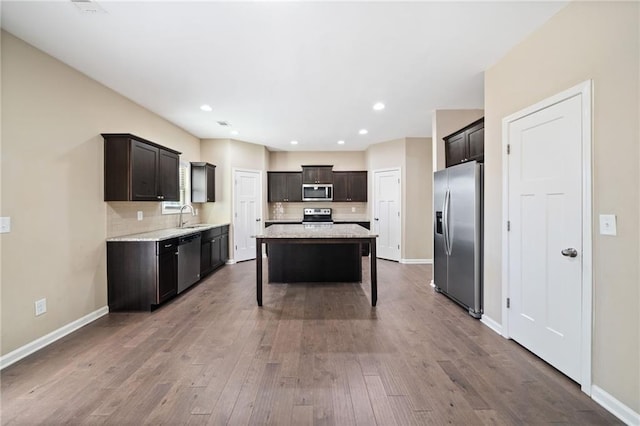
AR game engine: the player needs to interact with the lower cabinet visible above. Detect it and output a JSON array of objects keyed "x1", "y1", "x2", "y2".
[
  {"x1": 200, "y1": 225, "x2": 230, "y2": 276},
  {"x1": 107, "y1": 238, "x2": 178, "y2": 311}
]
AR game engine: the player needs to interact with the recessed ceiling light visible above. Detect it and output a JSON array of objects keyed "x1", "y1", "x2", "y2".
[
  {"x1": 200, "y1": 104, "x2": 213, "y2": 112},
  {"x1": 337, "y1": 140, "x2": 345, "y2": 145},
  {"x1": 373, "y1": 102, "x2": 385, "y2": 111},
  {"x1": 359, "y1": 129, "x2": 368, "y2": 135},
  {"x1": 290, "y1": 140, "x2": 299, "y2": 145},
  {"x1": 230, "y1": 130, "x2": 239, "y2": 136}
]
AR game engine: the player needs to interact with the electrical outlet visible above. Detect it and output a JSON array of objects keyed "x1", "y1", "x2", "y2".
[
  {"x1": 35, "y1": 298, "x2": 47, "y2": 316},
  {"x1": 351, "y1": 207, "x2": 356, "y2": 213},
  {"x1": 195, "y1": 209, "x2": 199, "y2": 216},
  {"x1": 137, "y1": 211, "x2": 143, "y2": 221}
]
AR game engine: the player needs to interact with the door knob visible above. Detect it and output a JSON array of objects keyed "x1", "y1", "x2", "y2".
[
  {"x1": 374, "y1": 218, "x2": 379, "y2": 221},
  {"x1": 256, "y1": 218, "x2": 261, "y2": 222},
  {"x1": 561, "y1": 248, "x2": 578, "y2": 258}
]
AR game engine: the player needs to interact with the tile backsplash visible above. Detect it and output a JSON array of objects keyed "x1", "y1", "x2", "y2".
[
  {"x1": 107, "y1": 202, "x2": 202, "y2": 238},
  {"x1": 268, "y1": 202, "x2": 369, "y2": 221}
]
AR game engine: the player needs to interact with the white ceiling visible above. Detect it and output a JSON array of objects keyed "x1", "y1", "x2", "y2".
[{"x1": 1, "y1": 1, "x2": 567, "y2": 151}]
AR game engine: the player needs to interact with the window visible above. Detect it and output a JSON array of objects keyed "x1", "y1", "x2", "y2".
[{"x1": 162, "y1": 161, "x2": 190, "y2": 214}]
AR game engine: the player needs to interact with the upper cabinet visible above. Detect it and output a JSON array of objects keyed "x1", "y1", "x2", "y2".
[
  {"x1": 191, "y1": 162, "x2": 216, "y2": 203},
  {"x1": 333, "y1": 171, "x2": 367, "y2": 202},
  {"x1": 103, "y1": 133, "x2": 181, "y2": 202},
  {"x1": 302, "y1": 165, "x2": 333, "y2": 184},
  {"x1": 444, "y1": 118, "x2": 484, "y2": 167},
  {"x1": 268, "y1": 172, "x2": 303, "y2": 202}
]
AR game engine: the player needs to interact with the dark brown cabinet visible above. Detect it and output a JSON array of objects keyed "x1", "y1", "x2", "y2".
[
  {"x1": 302, "y1": 165, "x2": 333, "y2": 184},
  {"x1": 332, "y1": 171, "x2": 367, "y2": 202},
  {"x1": 444, "y1": 118, "x2": 484, "y2": 167},
  {"x1": 200, "y1": 225, "x2": 229, "y2": 277},
  {"x1": 107, "y1": 238, "x2": 178, "y2": 311},
  {"x1": 268, "y1": 172, "x2": 303, "y2": 202},
  {"x1": 103, "y1": 133, "x2": 181, "y2": 201},
  {"x1": 191, "y1": 162, "x2": 216, "y2": 203}
]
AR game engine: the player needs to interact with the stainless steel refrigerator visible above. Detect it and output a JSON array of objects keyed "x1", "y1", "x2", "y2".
[{"x1": 433, "y1": 160, "x2": 483, "y2": 318}]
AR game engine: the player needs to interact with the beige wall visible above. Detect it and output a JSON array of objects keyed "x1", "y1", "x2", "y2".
[
  {"x1": 485, "y1": 1, "x2": 639, "y2": 412},
  {"x1": 405, "y1": 138, "x2": 433, "y2": 260},
  {"x1": 0, "y1": 32, "x2": 201, "y2": 356},
  {"x1": 432, "y1": 109, "x2": 484, "y2": 171},
  {"x1": 366, "y1": 138, "x2": 433, "y2": 261},
  {"x1": 269, "y1": 151, "x2": 366, "y2": 171},
  {"x1": 200, "y1": 138, "x2": 269, "y2": 261}
]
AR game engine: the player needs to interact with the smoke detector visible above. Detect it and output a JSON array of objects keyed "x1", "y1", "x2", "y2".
[{"x1": 70, "y1": 0, "x2": 106, "y2": 14}]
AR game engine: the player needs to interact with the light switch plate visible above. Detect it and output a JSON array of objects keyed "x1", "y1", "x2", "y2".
[
  {"x1": 137, "y1": 211, "x2": 143, "y2": 221},
  {"x1": 0, "y1": 217, "x2": 11, "y2": 233},
  {"x1": 599, "y1": 214, "x2": 617, "y2": 236}
]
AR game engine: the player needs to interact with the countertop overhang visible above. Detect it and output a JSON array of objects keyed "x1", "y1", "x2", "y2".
[
  {"x1": 107, "y1": 223, "x2": 230, "y2": 242},
  {"x1": 253, "y1": 223, "x2": 378, "y2": 239}
]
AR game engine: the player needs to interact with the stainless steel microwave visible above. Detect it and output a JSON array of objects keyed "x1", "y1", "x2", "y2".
[{"x1": 302, "y1": 184, "x2": 333, "y2": 201}]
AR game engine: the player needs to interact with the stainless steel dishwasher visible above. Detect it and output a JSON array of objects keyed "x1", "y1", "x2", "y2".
[{"x1": 177, "y1": 233, "x2": 201, "y2": 294}]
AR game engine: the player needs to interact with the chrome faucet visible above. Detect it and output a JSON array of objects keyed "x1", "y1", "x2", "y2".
[{"x1": 178, "y1": 204, "x2": 195, "y2": 228}]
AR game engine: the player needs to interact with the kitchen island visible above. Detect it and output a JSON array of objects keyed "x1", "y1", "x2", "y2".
[{"x1": 253, "y1": 224, "x2": 378, "y2": 306}]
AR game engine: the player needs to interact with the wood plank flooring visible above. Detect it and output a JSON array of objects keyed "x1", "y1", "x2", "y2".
[{"x1": 1, "y1": 259, "x2": 620, "y2": 425}]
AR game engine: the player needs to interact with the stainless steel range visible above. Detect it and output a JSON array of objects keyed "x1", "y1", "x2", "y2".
[{"x1": 302, "y1": 208, "x2": 333, "y2": 224}]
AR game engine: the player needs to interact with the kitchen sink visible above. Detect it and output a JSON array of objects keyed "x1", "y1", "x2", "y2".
[{"x1": 180, "y1": 224, "x2": 210, "y2": 229}]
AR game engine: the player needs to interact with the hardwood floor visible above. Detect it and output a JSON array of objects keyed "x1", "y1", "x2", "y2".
[{"x1": 1, "y1": 259, "x2": 620, "y2": 425}]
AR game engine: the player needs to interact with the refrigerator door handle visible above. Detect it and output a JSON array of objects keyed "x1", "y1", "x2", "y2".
[{"x1": 443, "y1": 189, "x2": 451, "y2": 256}]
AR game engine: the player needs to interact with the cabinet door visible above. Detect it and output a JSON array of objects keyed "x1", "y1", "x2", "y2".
[
  {"x1": 157, "y1": 250, "x2": 177, "y2": 303},
  {"x1": 466, "y1": 124, "x2": 484, "y2": 162},
  {"x1": 131, "y1": 140, "x2": 159, "y2": 201},
  {"x1": 445, "y1": 133, "x2": 467, "y2": 167},
  {"x1": 348, "y1": 172, "x2": 368, "y2": 202},
  {"x1": 211, "y1": 236, "x2": 222, "y2": 269},
  {"x1": 159, "y1": 149, "x2": 180, "y2": 201},
  {"x1": 285, "y1": 173, "x2": 302, "y2": 202},
  {"x1": 332, "y1": 172, "x2": 349, "y2": 201},
  {"x1": 268, "y1": 173, "x2": 287, "y2": 202},
  {"x1": 220, "y1": 233, "x2": 229, "y2": 263},
  {"x1": 316, "y1": 167, "x2": 333, "y2": 184},
  {"x1": 206, "y1": 164, "x2": 216, "y2": 202},
  {"x1": 302, "y1": 168, "x2": 316, "y2": 184},
  {"x1": 200, "y1": 240, "x2": 212, "y2": 275}
]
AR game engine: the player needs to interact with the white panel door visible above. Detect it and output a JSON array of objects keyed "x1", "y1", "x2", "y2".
[
  {"x1": 373, "y1": 169, "x2": 401, "y2": 261},
  {"x1": 234, "y1": 170, "x2": 261, "y2": 262},
  {"x1": 507, "y1": 94, "x2": 583, "y2": 382}
]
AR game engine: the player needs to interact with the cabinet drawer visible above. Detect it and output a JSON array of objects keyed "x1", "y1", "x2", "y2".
[{"x1": 157, "y1": 238, "x2": 179, "y2": 255}]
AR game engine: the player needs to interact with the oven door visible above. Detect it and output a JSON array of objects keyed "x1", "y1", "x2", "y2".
[{"x1": 302, "y1": 184, "x2": 332, "y2": 201}]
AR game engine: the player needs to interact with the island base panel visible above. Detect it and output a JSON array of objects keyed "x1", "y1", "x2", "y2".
[{"x1": 268, "y1": 243, "x2": 362, "y2": 283}]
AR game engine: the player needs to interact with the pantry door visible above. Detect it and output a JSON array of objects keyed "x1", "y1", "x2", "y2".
[
  {"x1": 503, "y1": 81, "x2": 592, "y2": 391},
  {"x1": 373, "y1": 169, "x2": 401, "y2": 261},
  {"x1": 234, "y1": 169, "x2": 262, "y2": 263}
]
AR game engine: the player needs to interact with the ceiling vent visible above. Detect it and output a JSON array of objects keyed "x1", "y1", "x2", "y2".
[
  {"x1": 70, "y1": 0, "x2": 106, "y2": 14},
  {"x1": 217, "y1": 121, "x2": 231, "y2": 127}
]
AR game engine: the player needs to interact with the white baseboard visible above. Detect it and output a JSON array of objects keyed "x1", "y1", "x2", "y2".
[
  {"x1": 591, "y1": 385, "x2": 640, "y2": 425},
  {"x1": 399, "y1": 258, "x2": 432, "y2": 264},
  {"x1": 0, "y1": 305, "x2": 109, "y2": 370},
  {"x1": 429, "y1": 280, "x2": 435, "y2": 288},
  {"x1": 226, "y1": 259, "x2": 236, "y2": 264},
  {"x1": 480, "y1": 315, "x2": 503, "y2": 335}
]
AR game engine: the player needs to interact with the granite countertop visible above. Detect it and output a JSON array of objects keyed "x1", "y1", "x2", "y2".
[
  {"x1": 254, "y1": 223, "x2": 378, "y2": 239},
  {"x1": 107, "y1": 223, "x2": 230, "y2": 242},
  {"x1": 265, "y1": 218, "x2": 370, "y2": 223}
]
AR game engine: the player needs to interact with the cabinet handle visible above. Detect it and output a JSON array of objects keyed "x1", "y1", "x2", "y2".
[
  {"x1": 164, "y1": 244, "x2": 173, "y2": 248},
  {"x1": 157, "y1": 195, "x2": 164, "y2": 200}
]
